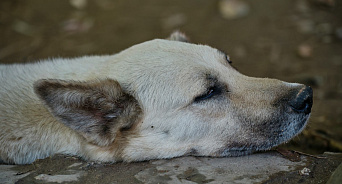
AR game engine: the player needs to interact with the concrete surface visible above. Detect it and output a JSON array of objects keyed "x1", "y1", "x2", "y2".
[{"x1": 1, "y1": 151, "x2": 341, "y2": 184}]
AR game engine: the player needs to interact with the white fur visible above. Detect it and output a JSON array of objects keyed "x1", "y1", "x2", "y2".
[{"x1": 0, "y1": 35, "x2": 311, "y2": 164}]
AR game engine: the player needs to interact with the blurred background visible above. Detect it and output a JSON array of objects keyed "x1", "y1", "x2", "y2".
[{"x1": 0, "y1": 0, "x2": 341, "y2": 154}]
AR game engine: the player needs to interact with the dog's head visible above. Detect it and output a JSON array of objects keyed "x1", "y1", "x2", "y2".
[{"x1": 35, "y1": 32, "x2": 312, "y2": 162}]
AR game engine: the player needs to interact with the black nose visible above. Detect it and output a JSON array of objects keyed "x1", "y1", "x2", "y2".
[{"x1": 289, "y1": 86, "x2": 313, "y2": 114}]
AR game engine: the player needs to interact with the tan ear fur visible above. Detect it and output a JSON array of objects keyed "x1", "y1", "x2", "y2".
[{"x1": 34, "y1": 79, "x2": 142, "y2": 146}]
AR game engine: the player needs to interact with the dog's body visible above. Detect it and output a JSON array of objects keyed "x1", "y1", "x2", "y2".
[{"x1": 0, "y1": 32, "x2": 313, "y2": 164}]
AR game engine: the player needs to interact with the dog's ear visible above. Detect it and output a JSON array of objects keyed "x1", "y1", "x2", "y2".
[
  {"x1": 34, "y1": 79, "x2": 142, "y2": 146},
  {"x1": 167, "y1": 31, "x2": 190, "y2": 42}
]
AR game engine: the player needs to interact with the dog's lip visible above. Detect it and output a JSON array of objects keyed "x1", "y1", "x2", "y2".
[{"x1": 219, "y1": 117, "x2": 310, "y2": 156}]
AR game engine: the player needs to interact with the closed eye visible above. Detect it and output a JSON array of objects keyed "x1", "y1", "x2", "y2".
[
  {"x1": 225, "y1": 54, "x2": 232, "y2": 64},
  {"x1": 217, "y1": 49, "x2": 232, "y2": 64},
  {"x1": 194, "y1": 86, "x2": 222, "y2": 102}
]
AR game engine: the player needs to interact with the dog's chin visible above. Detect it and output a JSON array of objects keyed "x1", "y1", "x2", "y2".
[
  {"x1": 216, "y1": 113, "x2": 311, "y2": 158},
  {"x1": 217, "y1": 143, "x2": 274, "y2": 157},
  {"x1": 275, "y1": 113, "x2": 311, "y2": 144},
  {"x1": 293, "y1": 114, "x2": 311, "y2": 134}
]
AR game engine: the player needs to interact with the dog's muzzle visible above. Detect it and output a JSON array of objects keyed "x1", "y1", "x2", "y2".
[{"x1": 289, "y1": 86, "x2": 313, "y2": 114}]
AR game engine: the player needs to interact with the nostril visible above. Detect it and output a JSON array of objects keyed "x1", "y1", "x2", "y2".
[{"x1": 290, "y1": 86, "x2": 313, "y2": 114}]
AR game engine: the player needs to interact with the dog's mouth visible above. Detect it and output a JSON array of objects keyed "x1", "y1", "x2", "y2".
[
  {"x1": 217, "y1": 110, "x2": 312, "y2": 158},
  {"x1": 217, "y1": 140, "x2": 276, "y2": 157}
]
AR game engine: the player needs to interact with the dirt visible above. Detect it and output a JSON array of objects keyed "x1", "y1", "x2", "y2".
[
  {"x1": 0, "y1": 0, "x2": 341, "y2": 158},
  {"x1": 0, "y1": 151, "x2": 342, "y2": 184},
  {"x1": 4, "y1": 152, "x2": 341, "y2": 184},
  {"x1": 265, "y1": 152, "x2": 342, "y2": 184}
]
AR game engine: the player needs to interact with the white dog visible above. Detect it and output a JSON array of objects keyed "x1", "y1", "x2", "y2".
[{"x1": 0, "y1": 32, "x2": 313, "y2": 164}]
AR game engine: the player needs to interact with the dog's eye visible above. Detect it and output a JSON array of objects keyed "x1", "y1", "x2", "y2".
[
  {"x1": 194, "y1": 86, "x2": 221, "y2": 102},
  {"x1": 218, "y1": 49, "x2": 232, "y2": 64},
  {"x1": 225, "y1": 55, "x2": 232, "y2": 64}
]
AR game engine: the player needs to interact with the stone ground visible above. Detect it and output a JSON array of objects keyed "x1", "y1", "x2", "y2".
[
  {"x1": 1, "y1": 151, "x2": 342, "y2": 184},
  {"x1": 1, "y1": 0, "x2": 342, "y2": 183}
]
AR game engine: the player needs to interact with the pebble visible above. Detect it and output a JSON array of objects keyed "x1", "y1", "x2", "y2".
[
  {"x1": 297, "y1": 19, "x2": 315, "y2": 34},
  {"x1": 295, "y1": 0, "x2": 310, "y2": 13},
  {"x1": 218, "y1": 0, "x2": 250, "y2": 19},
  {"x1": 70, "y1": 0, "x2": 87, "y2": 9},
  {"x1": 12, "y1": 20, "x2": 35, "y2": 36},
  {"x1": 299, "y1": 167, "x2": 311, "y2": 176},
  {"x1": 316, "y1": 23, "x2": 333, "y2": 35},
  {"x1": 297, "y1": 44, "x2": 312, "y2": 58},
  {"x1": 62, "y1": 18, "x2": 94, "y2": 33},
  {"x1": 162, "y1": 13, "x2": 187, "y2": 30},
  {"x1": 335, "y1": 27, "x2": 342, "y2": 40}
]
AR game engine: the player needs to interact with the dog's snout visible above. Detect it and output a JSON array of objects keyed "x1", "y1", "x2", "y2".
[{"x1": 289, "y1": 86, "x2": 313, "y2": 114}]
